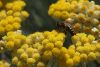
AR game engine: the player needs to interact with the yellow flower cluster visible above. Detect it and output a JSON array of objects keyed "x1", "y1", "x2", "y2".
[
  {"x1": 71, "y1": 33, "x2": 95, "y2": 43},
  {"x1": 0, "y1": 60, "x2": 10, "y2": 67},
  {"x1": 57, "y1": 33, "x2": 100, "y2": 67},
  {"x1": 1, "y1": 29, "x2": 100, "y2": 67},
  {"x1": 10, "y1": 30, "x2": 65, "y2": 67},
  {"x1": 48, "y1": 0, "x2": 89, "y2": 19},
  {"x1": 2, "y1": 30, "x2": 26, "y2": 51},
  {"x1": 12, "y1": 44, "x2": 41, "y2": 67},
  {"x1": 48, "y1": 0, "x2": 100, "y2": 40},
  {"x1": 71, "y1": 33, "x2": 98, "y2": 62},
  {"x1": 0, "y1": 0, "x2": 29, "y2": 37},
  {"x1": 26, "y1": 30, "x2": 65, "y2": 61},
  {"x1": 26, "y1": 31, "x2": 100, "y2": 67}
]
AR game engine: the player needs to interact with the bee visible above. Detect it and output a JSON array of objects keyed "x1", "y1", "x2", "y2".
[{"x1": 57, "y1": 21, "x2": 76, "y2": 36}]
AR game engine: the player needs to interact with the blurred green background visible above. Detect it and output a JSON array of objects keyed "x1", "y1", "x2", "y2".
[{"x1": 22, "y1": 0, "x2": 56, "y2": 35}]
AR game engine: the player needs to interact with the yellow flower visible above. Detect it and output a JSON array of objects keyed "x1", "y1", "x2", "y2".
[
  {"x1": 5, "y1": 24, "x2": 14, "y2": 32},
  {"x1": 80, "y1": 53, "x2": 88, "y2": 62},
  {"x1": 0, "y1": 60, "x2": 10, "y2": 67},
  {"x1": 66, "y1": 58, "x2": 74, "y2": 67},
  {"x1": 56, "y1": 34, "x2": 65, "y2": 41},
  {"x1": 84, "y1": 43, "x2": 91, "y2": 46},
  {"x1": 0, "y1": 26, "x2": 5, "y2": 34},
  {"x1": 95, "y1": 52, "x2": 100, "y2": 62},
  {"x1": 60, "y1": 47, "x2": 67, "y2": 54},
  {"x1": 47, "y1": 34, "x2": 56, "y2": 42},
  {"x1": 52, "y1": 48, "x2": 60, "y2": 57},
  {"x1": 13, "y1": 17, "x2": 22, "y2": 22},
  {"x1": 81, "y1": 36, "x2": 89, "y2": 43},
  {"x1": 20, "y1": 35, "x2": 26, "y2": 41},
  {"x1": 88, "y1": 35, "x2": 95, "y2": 42},
  {"x1": 17, "y1": 48, "x2": 24, "y2": 55},
  {"x1": 21, "y1": 44, "x2": 29, "y2": 50},
  {"x1": 48, "y1": 8, "x2": 55, "y2": 15},
  {"x1": 12, "y1": 56, "x2": 19, "y2": 64},
  {"x1": 74, "y1": 52, "x2": 80, "y2": 56},
  {"x1": 42, "y1": 39, "x2": 49, "y2": 45},
  {"x1": 20, "y1": 52, "x2": 28, "y2": 60},
  {"x1": 32, "y1": 53, "x2": 40, "y2": 61},
  {"x1": 83, "y1": 46, "x2": 91, "y2": 54},
  {"x1": 7, "y1": 31, "x2": 14, "y2": 36},
  {"x1": 69, "y1": 45, "x2": 75, "y2": 49},
  {"x1": 90, "y1": 45, "x2": 96, "y2": 51},
  {"x1": 95, "y1": 52, "x2": 100, "y2": 59},
  {"x1": 61, "y1": 11, "x2": 69, "y2": 19},
  {"x1": 6, "y1": 3, "x2": 13, "y2": 9},
  {"x1": 37, "y1": 62, "x2": 45, "y2": 67},
  {"x1": 0, "y1": 11, "x2": 7, "y2": 18},
  {"x1": 26, "y1": 47, "x2": 34, "y2": 56},
  {"x1": 53, "y1": 11, "x2": 61, "y2": 18},
  {"x1": 38, "y1": 45, "x2": 43, "y2": 52},
  {"x1": 88, "y1": 52, "x2": 96, "y2": 61},
  {"x1": 21, "y1": 11, "x2": 29, "y2": 18},
  {"x1": 76, "y1": 41, "x2": 82, "y2": 46},
  {"x1": 71, "y1": 0, "x2": 78, "y2": 5},
  {"x1": 6, "y1": 41, "x2": 14, "y2": 50},
  {"x1": 55, "y1": 41, "x2": 63, "y2": 48},
  {"x1": 67, "y1": 48, "x2": 75, "y2": 57},
  {"x1": 13, "y1": 12, "x2": 21, "y2": 17},
  {"x1": 6, "y1": 16, "x2": 14, "y2": 23},
  {"x1": 65, "y1": 54, "x2": 70, "y2": 60},
  {"x1": 71, "y1": 35, "x2": 79, "y2": 43},
  {"x1": 0, "y1": 20, "x2": 8, "y2": 27},
  {"x1": 4, "y1": 62, "x2": 10, "y2": 67},
  {"x1": 33, "y1": 43, "x2": 41, "y2": 48},
  {"x1": 12, "y1": 5, "x2": 22, "y2": 11},
  {"x1": 43, "y1": 31, "x2": 51, "y2": 37},
  {"x1": 42, "y1": 50, "x2": 52, "y2": 61},
  {"x1": 14, "y1": 1, "x2": 26, "y2": 7},
  {"x1": 73, "y1": 56, "x2": 80, "y2": 65},
  {"x1": 51, "y1": 30, "x2": 58, "y2": 36},
  {"x1": 76, "y1": 33, "x2": 87, "y2": 38},
  {"x1": 27, "y1": 58, "x2": 36, "y2": 64},
  {"x1": 13, "y1": 39, "x2": 21, "y2": 48},
  {"x1": 7, "y1": 10, "x2": 13, "y2": 15},
  {"x1": 31, "y1": 32, "x2": 44, "y2": 42},
  {"x1": 76, "y1": 46, "x2": 84, "y2": 53},
  {"x1": 13, "y1": 23, "x2": 21, "y2": 30},
  {"x1": 96, "y1": 44, "x2": 100, "y2": 51},
  {"x1": 45, "y1": 43, "x2": 54, "y2": 50},
  {"x1": 17, "y1": 61, "x2": 25, "y2": 67}
]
